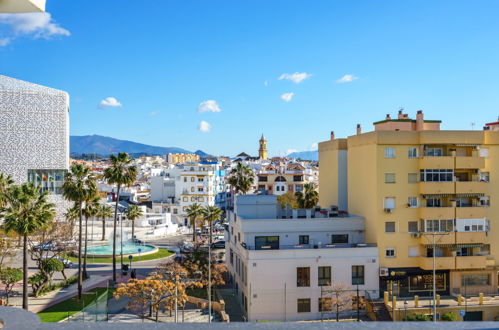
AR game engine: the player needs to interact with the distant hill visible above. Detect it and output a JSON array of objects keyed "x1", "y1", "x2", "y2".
[
  {"x1": 194, "y1": 150, "x2": 210, "y2": 157},
  {"x1": 286, "y1": 150, "x2": 318, "y2": 161},
  {"x1": 70, "y1": 135, "x2": 203, "y2": 157}
]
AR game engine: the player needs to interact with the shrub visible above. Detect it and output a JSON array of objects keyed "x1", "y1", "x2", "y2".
[
  {"x1": 441, "y1": 312, "x2": 458, "y2": 321},
  {"x1": 403, "y1": 313, "x2": 431, "y2": 321},
  {"x1": 37, "y1": 276, "x2": 78, "y2": 296},
  {"x1": 0, "y1": 268, "x2": 23, "y2": 304}
]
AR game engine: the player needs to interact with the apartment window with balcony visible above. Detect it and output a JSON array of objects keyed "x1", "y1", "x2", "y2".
[
  {"x1": 385, "y1": 173, "x2": 396, "y2": 183},
  {"x1": 352, "y1": 265, "x2": 365, "y2": 285},
  {"x1": 424, "y1": 219, "x2": 454, "y2": 232},
  {"x1": 255, "y1": 236, "x2": 279, "y2": 250},
  {"x1": 297, "y1": 298, "x2": 311, "y2": 313},
  {"x1": 408, "y1": 197, "x2": 418, "y2": 208},
  {"x1": 191, "y1": 177, "x2": 195, "y2": 182},
  {"x1": 384, "y1": 197, "x2": 395, "y2": 210},
  {"x1": 198, "y1": 187, "x2": 203, "y2": 192},
  {"x1": 385, "y1": 222, "x2": 396, "y2": 233},
  {"x1": 425, "y1": 148, "x2": 443, "y2": 156},
  {"x1": 408, "y1": 221, "x2": 418, "y2": 233},
  {"x1": 426, "y1": 197, "x2": 442, "y2": 207},
  {"x1": 299, "y1": 235, "x2": 309, "y2": 245},
  {"x1": 318, "y1": 266, "x2": 331, "y2": 286},
  {"x1": 198, "y1": 177, "x2": 204, "y2": 182},
  {"x1": 385, "y1": 147, "x2": 395, "y2": 159},
  {"x1": 462, "y1": 274, "x2": 490, "y2": 286},
  {"x1": 406, "y1": 173, "x2": 418, "y2": 183},
  {"x1": 331, "y1": 234, "x2": 349, "y2": 244},
  {"x1": 385, "y1": 248, "x2": 395, "y2": 257},
  {"x1": 297, "y1": 267, "x2": 310, "y2": 287},
  {"x1": 408, "y1": 147, "x2": 418, "y2": 158},
  {"x1": 420, "y1": 169, "x2": 453, "y2": 182},
  {"x1": 293, "y1": 175, "x2": 303, "y2": 182},
  {"x1": 318, "y1": 298, "x2": 333, "y2": 312}
]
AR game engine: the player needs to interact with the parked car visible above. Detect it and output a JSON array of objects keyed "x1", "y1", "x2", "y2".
[
  {"x1": 180, "y1": 241, "x2": 194, "y2": 253},
  {"x1": 213, "y1": 235, "x2": 224, "y2": 241},
  {"x1": 33, "y1": 242, "x2": 56, "y2": 251},
  {"x1": 211, "y1": 240, "x2": 225, "y2": 249}
]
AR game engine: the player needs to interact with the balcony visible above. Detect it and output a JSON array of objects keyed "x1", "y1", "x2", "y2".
[
  {"x1": 455, "y1": 181, "x2": 486, "y2": 194},
  {"x1": 455, "y1": 255, "x2": 486, "y2": 269},
  {"x1": 419, "y1": 156, "x2": 454, "y2": 169},
  {"x1": 455, "y1": 232, "x2": 487, "y2": 244},
  {"x1": 419, "y1": 256, "x2": 455, "y2": 270},
  {"x1": 419, "y1": 182, "x2": 454, "y2": 195},
  {"x1": 419, "y1": 232, "x2": 455, "y2": 245},
  {"x1": 456, "y1": 206, "x2": 487, "y2": 219},
  {"x1": 419, "y1": 207, "x2": 454, "y2": 219},
  {"x1": 455, "y1": 156, "x2": 485, "y2": 169}
]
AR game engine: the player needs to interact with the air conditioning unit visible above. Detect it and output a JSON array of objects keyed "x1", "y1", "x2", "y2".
[
  {"x1": 411, "y1": 233, "x2": 420, "y2": 238},
  {"x1": 379, "y1": 268, "x2": 389, "y2": 277},
  {"x1": 384, "y1": 208, "x2": 392, "y2": 213}
]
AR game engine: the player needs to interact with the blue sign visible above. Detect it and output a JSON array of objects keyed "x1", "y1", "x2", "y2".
[
  {"x1": 138, "y1": 248, "x2": 142, "y2": 252},
  {"x1": 128, "y1": 255, "x2": 133, "y2": 260},
  {"x1": 459, "y1": 310, "x2": 466, "y2": 317}
]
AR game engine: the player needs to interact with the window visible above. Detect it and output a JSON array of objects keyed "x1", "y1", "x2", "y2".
[
  {"x1": 258, "y1": 176, "x2": 268, "y2": 182},
  {"x1": 295, "y1": 184, "x2": 303, "y2": 192},
  {"x1": 191, "y1": 197, "x2": 196, "y2": 202},
  {"x1": 238, "y1": 233, "x2": 240, "y2": 242},
  {"x1": 191, "y1": 187, "x2": 195, "y2": 192},
  {"x1": 297, "y1": 299, "x2": 311, "y2": 313},
  {"x1": 198, "y1": 187, "x2": 203, "y2": 192},
  {"x1": 293, "y1": 175, "x2": 303, "y2": 182},
  {"x1": 318, "y1": 298, "x2": 332, "y2": 312},
  {"x1": 462, "y1": 274, "x2": 490, "y2": 286},
  {"x1": 183, "y1": 177, "x2": 187, "y2": 182},
  {"x1": 425, "y1": 148, "x2": 443, "y2": 156},
  {"x1": 426, "y1": 197, "x2": 442, "y2": 207},
  {"x1": 384, "y1": 197, "x2": 395, "y2": 210},
  {"x1": 480, "y1": 172, "x2": 490, "y2": 182},
  {"x1": 230, "y1": 249, "x2": 234, "y2": 264},
  {"x1": 408, "y1": 197, "x2": 418, "y2": 208},
  {"x1": 385, "y1": 222, "x2": 395, "y2": 233},
  {"x1": 408, "y1": 246, "x2": 419, "y2": 257},
  {"x1": 408, "y1": 173, "x2": 418, "y2": 183},
  {"x1": 198, "y1": 177, "x2": 204, "y2": 182},
  {"x1": 198, "y1": 197, "x2": 204, "y2": 202},
  {"x1": 191, "y1": 177, "x2": 195, "y2": 182},
  {"x1": 318, "y1": 266, "x2": 331, "y2": 286},
  {"x1": 182, "y1": 197, "x2": 188, "y2": 202},
  {"x1": 352, "y1": 265, "x2": 365, "y2": 285},
  {"x1": 331, "y1": 234, "x2": 349, "y2": 244},
  {"x1": 173, "y1": 209, "x2": 178, "y2": 214},
  {"x1": 297, "y1": 267, "x2": 310, "y2": 287},
  {"x1": 299, "y1": 235, "x2": 309, "y2": 245},
  {"x1": 385, "y1": 147, "x2": 395, "y2": 158},
  {"x1": 420, "y1": 169, "x2": 453, "y2": 182},
  {"x1": 385, "y1": 248, "x2": 395, "y2": 257},
  {"x1": 255, "y1": 236, "x2": 279, "y2": 250},
  {"x1": 424, "y1": 219, "x2": 454, "y2": 232},
  {"x1": 408, "y1": 221, "x2": 418, "y2": 233},
  {"x1": 28, "y1": 169, "x2": 66, "y2": 194},
  {"x1": 408, "y1": 147, "x2": 418, "y2": 158},
  {"x1": 385, "y1": 173, "x2": 396, "y2": 183}
]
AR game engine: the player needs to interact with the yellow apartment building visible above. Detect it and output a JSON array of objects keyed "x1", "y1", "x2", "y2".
[{"x1": 319, "y1": 110, "x2": 499, "y2": 300}]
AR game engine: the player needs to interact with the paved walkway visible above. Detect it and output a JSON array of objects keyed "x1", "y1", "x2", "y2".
[{"x1": 218, "y1": 288, "x2": 245, "y2": 322}]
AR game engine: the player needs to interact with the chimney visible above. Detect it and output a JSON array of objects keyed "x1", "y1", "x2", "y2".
[
  {"x1": 356, "y1": 124, "x2": 361, "y2": 135},
  {"x1": 386, "y1": 114, "x2": 391, "y2": 120},
  {"x1": 416, "y1": 110, "x2": 424, "y2": 131},
  {"x1": 330, "y1": 131, "x2": 335, "y2": 140},
  {"x1": 398, "y1": 109, "x2": 404, "y2": 119}
]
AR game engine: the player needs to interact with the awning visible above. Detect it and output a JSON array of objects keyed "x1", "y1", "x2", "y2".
[
  {"x1": 455, "y1": 193, "x2": 485, "y2": 197},
  {"x1": 423, "y1": 243, "x2": 483, "y2": 248},
  {"x1": 421, "y1": 194, "x2": 454, "y2": 198}
]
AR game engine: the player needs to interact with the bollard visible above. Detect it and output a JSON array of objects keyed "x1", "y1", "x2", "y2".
[
  {"x1": 479, "y1": 293, "x2": 484, "y2": 305},
  {"x1": 414, "y1": 295, "x2": 419, "y2": 308},
  {"x1": 384, "y1": 291, "x2": 389, "y2": 305},
  {"x1": 392, "y1": 296, "x2": 397, "y2": 321},
  {"x1": 457, "y1": 294, "x2": 462, "y2": 306},
  {"x1": 436, "y1": 294, "x2": 440, "y2": 306}
]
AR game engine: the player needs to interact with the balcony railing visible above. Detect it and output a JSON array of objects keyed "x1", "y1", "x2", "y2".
[{"x1": 242, "y1": 243, "x2": 377, "y2": 251}]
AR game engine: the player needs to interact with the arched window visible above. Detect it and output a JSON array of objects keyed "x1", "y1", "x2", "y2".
[{"x1": 275, "y1": 176, "x2": 286, "y2": 182}]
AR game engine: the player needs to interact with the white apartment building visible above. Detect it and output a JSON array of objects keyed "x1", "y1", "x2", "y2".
[{"x1": 226, "y1": 194, "x2": 379, "y2": 322}]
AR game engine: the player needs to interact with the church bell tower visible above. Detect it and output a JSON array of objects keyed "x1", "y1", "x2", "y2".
[{"x1": 259, "y1": 134, "x2": 268, "y2": 160}]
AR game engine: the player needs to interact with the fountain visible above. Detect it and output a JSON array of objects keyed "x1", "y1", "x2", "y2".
[{"x1": 86, "y1": 230, "x2": 157, "y2": 258}]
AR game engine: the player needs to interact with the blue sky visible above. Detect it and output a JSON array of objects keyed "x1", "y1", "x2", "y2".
[{"x1": 1, "y1": 1, "x2": 499, "y2": 156}]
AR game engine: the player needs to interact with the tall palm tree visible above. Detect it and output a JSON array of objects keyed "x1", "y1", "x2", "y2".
[
  {"x1": 82, "y1": 194, "x2": 100, "y2": 278},
  {"x1": 125, "y1": 205, "x2": 143, "y2": 241},
  {"x1": 186, "y1": 203, "x2": 203, "y2": 242},
  {"x1": 0, "y1": 173, "x2": 14, "y2": 208},
  {"x1": 96, "y1": 204, "x2": 113, "y2": 241},
  {"x1": 227, "y1": 162, "x2": 254, "y2": 195},
  {"x1": 295, "y1": 183, "x2": 319, "y2": 209},
  {"x1": 2, "y1": 183, "x2": 55, "y2": 310},
  {"x1": 61, "y1": 164, "x2": 97, "y2": 300},
  {"x1": 103, "y1": 152, "x2": 137, "y2": 282},
  {"x1": 64, "y1": 205, "x2": 79, "y2": 238}
]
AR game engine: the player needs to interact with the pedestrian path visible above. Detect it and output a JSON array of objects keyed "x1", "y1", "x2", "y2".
[{"x1": 218, "y1": 288, "x2": 244, "y2": 322}]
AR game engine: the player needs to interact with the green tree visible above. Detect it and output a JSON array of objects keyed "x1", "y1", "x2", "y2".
[
  {"x1": 227, "y1": 162, "x2": 254, "y2": 195},
  {"x1": 0, "y1": 268, "x2": 22, "y2": 305},
  {"x1": 82, "y1": 194, "x2": 100, "y2": 278},
  {"x1": 2, "y1": 183, "x2": 54, "y2": 310},
  {"x1": 295, "y1": 183, "x2": 319, "y2": 209},
  {"x1": 277, "y1": 191, "x2": 298, "y2": 209},
  {"x1": 185, "y1": 203, "x2": 203, "y2": 242},
  {"x1": 61, "y1": 164, "x2": 97, "y2": 300},
  {"x1": 126, "y1": 205, "x2": 143, "y2": 241},
  {"x1": 96, "y1": 204, "x2": 113, "y2": 241},
  {"x1": 103, "y1": 152, "x2": 138, "y2": 282}
]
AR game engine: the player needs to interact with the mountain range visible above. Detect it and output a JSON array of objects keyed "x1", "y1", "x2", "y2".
[
  {"x1": 285, "y1": 150, "x2": 318, "y2": 161},
  {"x1": 70, "y1": 135, "x2": 208, "y2": 157}
]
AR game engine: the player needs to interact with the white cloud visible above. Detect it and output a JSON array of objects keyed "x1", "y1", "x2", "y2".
[
  {"x1": 278, "y1": 72, "x2": 312, "y2": 84},
  {"x1": 149, "y1": 111, "x2": 160, "y2": 116},
  {"x1": 198, "y1": 120, "x2": 211, "y2": 133},
  {"x1": 0, "y1": 13, "x2": 70, "y2": 46},
  {"x1": 310, "y1": 142, "x2": 318, "y2": 150},
  {"x1": 99, "y1": 97, "x2": 122, "y2": 108},
  {"x1": 280, "y1": 92, "x2": 294, "y2": 102},
  {"x1": 198, "y1": 100, "x2": 221, "y2": 113},
  {"x1": 336, "y1": 74, "x2": 358, "y2": 83},
  {"x1": 0, "y1": 38, "x2": 10, "y2": 46},
  {"x1": 286, "y1": 149, "x2": 298, "y2": 155}
]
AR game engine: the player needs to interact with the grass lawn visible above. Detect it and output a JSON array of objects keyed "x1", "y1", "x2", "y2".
[
  {"x1": 37, "y1": 287, "x2": 108, "y2": 323},
  {"x1": 65, "y1": 248, "x2": 174, "y2": 264}
]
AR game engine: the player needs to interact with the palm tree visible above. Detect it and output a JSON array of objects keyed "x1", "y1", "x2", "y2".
[
  {"x1": 227, "y1": 162, "x2": 254, "y2": 195},
  {"x1": 0, "y1": 173, "x2": 14, "y2": 208},
  {"x1": 61, "y1": 164, "x2": 97, "y2": 300},
  {"x1": 125, "y1": 205, "x2": 143, "y2": 241},
  {"x1": 82, "y1": 194, "x2": 100, "y2": 278},
  {"x1": 96, "y1": 204, "x2": 113, "y2": 241},
  {"x1": 295, "y1": 183, "x2": 319, "y2": 209},
  {"x1": 103, "y1": 152, "x2": 137, "y2": 282},
  {"x1": 186, "y1": 203, "x2": 203, "y2": 242},
  {"x1": 2, "y1": 183, "x2": 55, "y2": 310},
  {"x1": 64, "y1": 205, "x2": 79, "y2": 238}
]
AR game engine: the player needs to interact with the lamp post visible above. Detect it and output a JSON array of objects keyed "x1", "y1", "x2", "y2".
[{"x1": 120, "y1": 213, "x2": 124, "y2": 267}]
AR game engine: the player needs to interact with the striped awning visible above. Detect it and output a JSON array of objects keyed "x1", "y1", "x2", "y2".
[
  {"x1": 421, "y1": 194, "x2": 454, "y2": 198},
  {"x1": 423, "y1": 243, "x2": 483, "y2": 248},
  {"x1": 421, "y1": 193, "x2": 485, "y2": 198},
  {"x1": 455, "y1": 193, "x2": 485, "y2": 197},
  {"x1": 455, "y1": 144, "x2": 480, "y2": 147}
]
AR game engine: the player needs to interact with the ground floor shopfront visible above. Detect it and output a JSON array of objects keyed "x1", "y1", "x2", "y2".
[{"x1": 380, "y1": 267, "x2": 499, "y2": 298}]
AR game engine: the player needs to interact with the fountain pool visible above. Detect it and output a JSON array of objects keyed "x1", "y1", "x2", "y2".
[{"x1": 86, "y1": 243, "x2": 157, "y2": 258}]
